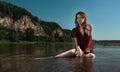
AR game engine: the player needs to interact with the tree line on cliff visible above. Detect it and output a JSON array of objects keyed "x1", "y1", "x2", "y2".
[{"x1": 0, "y1": 1, "x2": 72, "y2": 42}]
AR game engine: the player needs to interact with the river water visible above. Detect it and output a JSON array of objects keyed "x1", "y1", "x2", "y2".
[{"x1": 0, "y1": 44, "x2": 120, "y2": 72}]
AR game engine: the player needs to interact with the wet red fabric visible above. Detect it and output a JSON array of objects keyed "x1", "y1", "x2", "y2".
[{"x1": 71, "y1": 27, "x2": 93, "y2": 53}]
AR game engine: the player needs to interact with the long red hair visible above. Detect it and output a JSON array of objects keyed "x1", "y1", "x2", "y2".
[{"x1": 75, "y1": 11, "x2": 87, "y2": 28}]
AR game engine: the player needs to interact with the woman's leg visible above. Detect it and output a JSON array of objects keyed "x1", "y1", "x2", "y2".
[
  {"x1": 55, "y1": 49, "x2": 95, "y2": 58},
  {"x1": 55, "y1": 49, "x2": 76, "y2": 58},
  {"x1": 83, "y1": 53, "x2": 95, "y2": 58}
]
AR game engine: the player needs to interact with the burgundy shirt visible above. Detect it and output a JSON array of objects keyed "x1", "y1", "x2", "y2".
[{"x1": 71, "y1": 27, "x2": 93, "y2": 53}]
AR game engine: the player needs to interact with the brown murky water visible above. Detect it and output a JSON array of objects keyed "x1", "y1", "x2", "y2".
[{"x1": 0, "y1": 44, "x2": 120, "y2": 72}]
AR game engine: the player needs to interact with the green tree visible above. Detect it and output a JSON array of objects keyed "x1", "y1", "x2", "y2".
[
  {"x1": 0, "y1": 30, "x2": 7, "y2": 40},
  {"x1": 25, "y1": 28, "x2": 34, "y2": 41},
  {"x1": 8, "y1": 29, "x2": 18, "y2": 42}
]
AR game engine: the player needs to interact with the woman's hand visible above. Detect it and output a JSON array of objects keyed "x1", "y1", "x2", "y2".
[{"x1": 75, "y1": 46, "x2": 83, "y2": 57}]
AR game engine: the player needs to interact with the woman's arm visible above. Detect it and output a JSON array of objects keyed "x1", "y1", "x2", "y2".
[
  {"x1": 73, "y1": 37, "x2": 83, "y2": 57},
  {"x1": 84, "y1": 24, "x2": 93, "y2": 53},
  {"x1": 71, "y1": 28, "x2": 83, "y2": 57},
  {"x1": 85, "y1": 24, "x2": 93, "y2": 36}
]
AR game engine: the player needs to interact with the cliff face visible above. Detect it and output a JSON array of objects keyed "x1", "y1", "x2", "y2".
[
  {"x1": 52, "y1": 28, "x2": 64, "y2": 37},
  {"x1": 0, "y1": 15, "x2": 66, "y2": 37},
  {"x1": 0, "y1": 15, "x2": 46, "y2": 36},
  {"x1": 0, "y1": 1, "x2": 72, "y2": 42}
]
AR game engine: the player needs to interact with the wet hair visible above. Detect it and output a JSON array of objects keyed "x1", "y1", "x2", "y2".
[{"x1": 75, "y1": 11, "x2": 87, "y2": 27}]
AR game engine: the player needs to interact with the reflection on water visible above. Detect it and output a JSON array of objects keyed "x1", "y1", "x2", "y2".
[
  {"x1": 0, "y1": 44, "x2": 94, "y2": 72},
  {"x1": 0, "y1": 57, "x2": 94, "y2": 72},
  {"x1": 0, "y1": 43, "x2": 73, "y2": 57},
  {"x1": 73, "y1": 57, "x2": 94, "y2": 72},
  {"x1": 0, "y1": 44, "x2": 120, "y2": 72}
]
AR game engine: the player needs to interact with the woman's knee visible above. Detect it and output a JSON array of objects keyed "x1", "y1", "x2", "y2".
[
  {"x1": 83, "y1": 53, "x2": 95, "y2": 58},
  {"x1": 68, "y1": 49, "x2": 75, "y2": 54},
  {"x1": 90, "y1": 53, "x2": 95, "y2": 58}
]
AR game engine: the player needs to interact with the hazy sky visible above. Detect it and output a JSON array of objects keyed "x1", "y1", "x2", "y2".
[{"x1": 2, "y1": 0, "x2": 120, "y2": 40}]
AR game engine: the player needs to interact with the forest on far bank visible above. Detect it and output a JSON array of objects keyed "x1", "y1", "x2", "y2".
[{"x1": 93, "y1": 40, "x2": 120, "y2": 46}]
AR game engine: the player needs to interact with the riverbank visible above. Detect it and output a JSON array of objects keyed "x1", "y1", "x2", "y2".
[
  {"x1": 1, "y1": 40, "x2": 120, "y2": 46},
  {"x1": 0, "y1": 40, "x2": 74, "y2": 45},
  {"x1": 0, "y1": 40, "x2": 41, "y2": 44}
]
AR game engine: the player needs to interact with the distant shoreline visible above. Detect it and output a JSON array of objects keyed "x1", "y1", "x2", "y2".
[
  {"x1": 93, "y1": 40, "x2": 120, "y2": 46},
  {"x1": 0, "y1": 40, "x2": 120, "y2": 46}
]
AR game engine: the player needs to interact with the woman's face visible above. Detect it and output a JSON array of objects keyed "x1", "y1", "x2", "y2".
[{"x1": 76, "y1": 14, "x2": 85, "y2": 25}]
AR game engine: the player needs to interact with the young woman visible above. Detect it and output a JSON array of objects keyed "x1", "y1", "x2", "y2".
[{"x1": 55, "y1": 11, "x2": 95, "y2": 58}]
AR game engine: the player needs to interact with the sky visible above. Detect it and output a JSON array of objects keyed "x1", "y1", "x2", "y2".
[{"x1": 2, "y1": 0, "x2": 120, "y2": 40}]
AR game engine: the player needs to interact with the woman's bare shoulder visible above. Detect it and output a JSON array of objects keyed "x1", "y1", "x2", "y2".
[{"x1": 86, "y1": 24, "x2": 93, "y2": 30}]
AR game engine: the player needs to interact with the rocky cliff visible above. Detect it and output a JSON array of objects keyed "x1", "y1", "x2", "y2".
[
  {"x1": 0, "y1": 15, "x2": 46, "y2": 36},
  {"x1": 0, "y1": 1, "x2": 72, "y2": 42}
]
